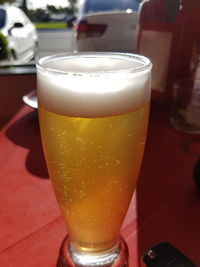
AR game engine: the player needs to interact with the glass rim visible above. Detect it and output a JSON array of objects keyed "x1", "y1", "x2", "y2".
[{"x1": 36, "y1": 52, "x2": 152, "y2": 76}]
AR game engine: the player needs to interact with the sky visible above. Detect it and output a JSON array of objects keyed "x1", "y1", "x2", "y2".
[{"x1": 27, "y1": 0, "x2": 69, "y2": 9}]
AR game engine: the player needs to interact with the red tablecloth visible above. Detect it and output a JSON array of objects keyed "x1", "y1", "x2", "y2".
[{"x1": 0, "y1": 103, "x2": 200, "y2": 266}]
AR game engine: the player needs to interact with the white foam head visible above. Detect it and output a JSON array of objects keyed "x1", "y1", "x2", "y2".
[{"x1": 37, "y1": 53, "x2": 152, "y2": 117}]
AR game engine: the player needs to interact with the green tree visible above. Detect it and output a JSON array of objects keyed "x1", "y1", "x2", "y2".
[
  {"x1": 47, "y1": 5, "x2": 58, "y2": 14},
  {"x1": 68, "y1": 0, "x2": 77, "y2": 13},
  {"x1": 0, "y1": 33, "x2": 10, "y2": 60},
  {"x1": 21, "y1": 0, "x2": 29, "y2": 17},
  {"x1": 0, "y1": 0, "x2": 15, "y2": 4}
]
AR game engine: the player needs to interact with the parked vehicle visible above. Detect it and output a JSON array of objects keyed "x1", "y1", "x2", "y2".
[
  {"x1": 0, "y1": 5, "x2": 38, "y2": 63},
  {"x1": 70, "y1": 0, "x2": 140, "y2": 53}
]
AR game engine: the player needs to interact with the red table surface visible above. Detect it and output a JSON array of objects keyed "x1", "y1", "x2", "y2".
[{"x1": 0, "y1": 102, "x2": 200, "y2": 267}]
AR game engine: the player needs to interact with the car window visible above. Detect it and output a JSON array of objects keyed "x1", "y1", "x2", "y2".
[
  {"x1": 0, "y1": 8, "x2": 6, "y2": 29},
  {"x1": 84, "y1": 0, "x2": 140, "y2": 13}
]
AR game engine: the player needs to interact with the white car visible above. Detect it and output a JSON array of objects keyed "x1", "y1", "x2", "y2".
[
  {"x1": 71, "y1": 0, "x2": 139, "y2": 53},
  {"x1": 0, "y1": 5, "x2": 38, "y2": 63}
]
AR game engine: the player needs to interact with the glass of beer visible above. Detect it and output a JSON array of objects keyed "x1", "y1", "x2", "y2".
[{"x1": 36, "y1": 53, "x2": 152, "y2": 267}]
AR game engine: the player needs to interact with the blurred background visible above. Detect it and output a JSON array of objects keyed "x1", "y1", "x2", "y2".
[
  {"x1": 1, "y1": 0, "x2": 200, "y2": 132},
  {"x1": 0, "y1": 0, "x2": 142, "y2": 65}
]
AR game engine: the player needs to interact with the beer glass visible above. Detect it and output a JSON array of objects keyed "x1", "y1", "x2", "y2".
[{"x1": 36, "y1": 53, "x2": 152, "y2": 266}]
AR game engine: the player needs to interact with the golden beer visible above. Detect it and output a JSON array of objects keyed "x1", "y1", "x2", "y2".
[
  {"x1": 37, "y1": 53, "x2": 152, "y2": 265},
  {"x1": 39, "y1": 103, "x2": 149, "y2": 253}
]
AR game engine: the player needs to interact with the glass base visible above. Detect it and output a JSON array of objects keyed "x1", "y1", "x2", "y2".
[{"x1": 57, "y1": 235, "x2": 129, "y2": 267}]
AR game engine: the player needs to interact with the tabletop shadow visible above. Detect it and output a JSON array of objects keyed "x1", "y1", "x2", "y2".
[
  {"x1": 6, "y1": 110, "x2": 49, "y2": 179},
  {"x1": 135, "y1": 103, "x2": 200, "y2": 265}
]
